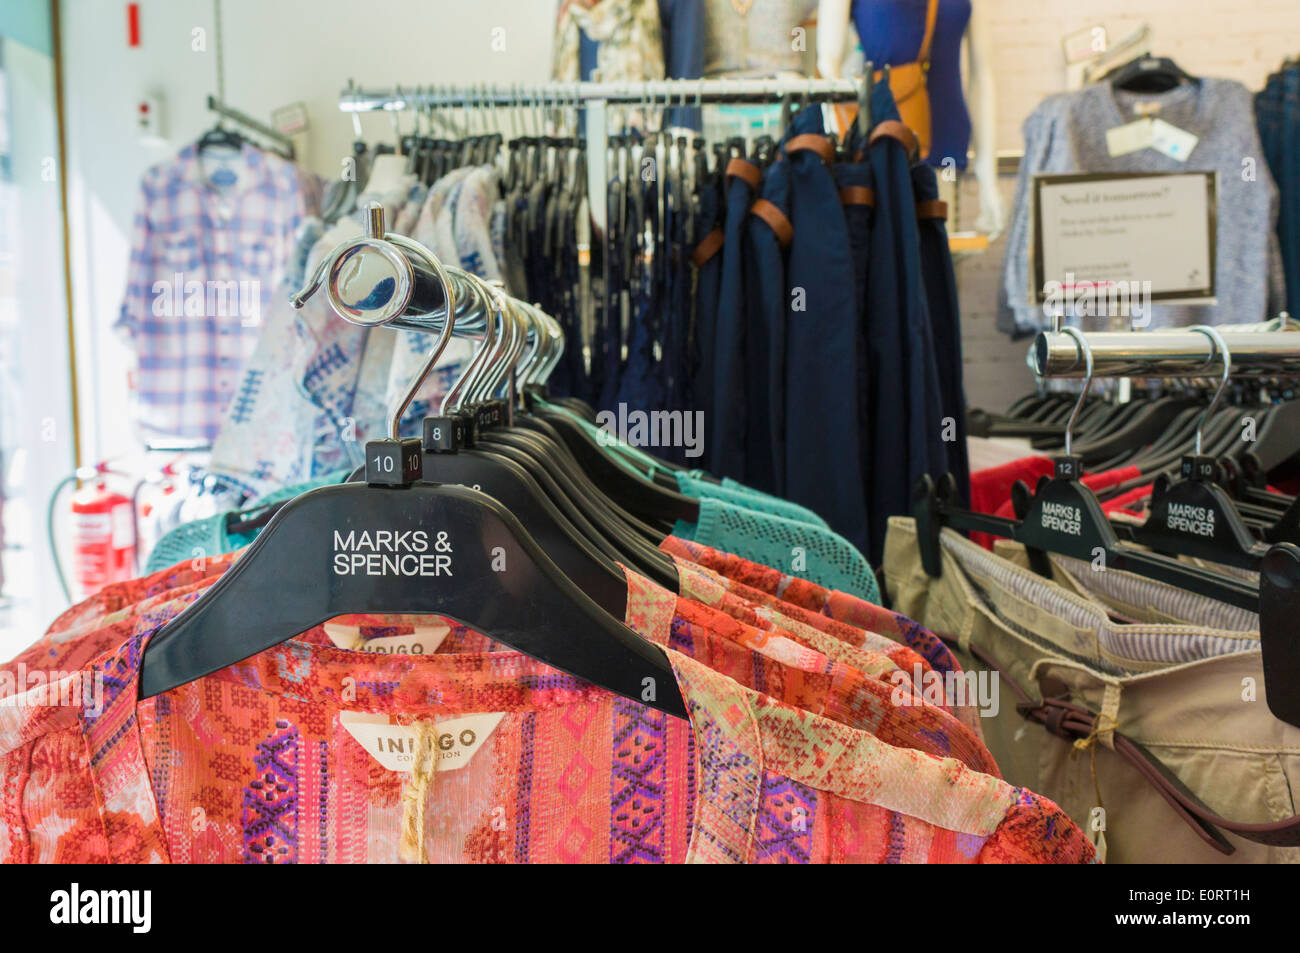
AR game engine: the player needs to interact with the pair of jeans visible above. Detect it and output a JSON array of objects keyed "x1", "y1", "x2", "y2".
[
  {"x1": 744, "y1": 158, "x2": 792, "y2": 494},
  {"x1": 692, "y1": 179, "x2": 723, "y2": 467},
  {"x1": 708, "y1": 155, "x2": 762, "y2": 479},
  {"x1": 782, "y1": 107, "x2": 870, "y2": 555},
  {"x1": 864, "y1": 81, "x2": 948, "y2": 564},
  {"x1": 913, "y1": 162, "x2": 970, "y2": 506}
]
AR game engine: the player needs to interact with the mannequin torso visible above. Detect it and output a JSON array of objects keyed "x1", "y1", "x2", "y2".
[
  {"x1": 702, "y1": 0, "x2": 820, "y2": 77},
  {"x1": 853, "y1": 0, "x2": 971, "y2": 170},
  {"x1": 817, "y1": 0, "x2": 1004, "y2": 238}
]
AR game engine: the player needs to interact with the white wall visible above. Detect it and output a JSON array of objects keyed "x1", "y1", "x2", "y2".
[
  {"x1": 59, "y1": 0, "x2": 557, "y2": 464},
  {"x1": 985, "y1": 0, "x2": 1300, "y2": 154}
]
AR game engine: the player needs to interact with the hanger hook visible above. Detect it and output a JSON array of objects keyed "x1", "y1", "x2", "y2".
[
  {"x1": 1059, "y1": 326, "x2": 1093, "y2": 459},
  {"x1": 440, "y1": 273, "x2": 498, "y2": 413},
  {"x1": 391, "y1": 83, "x2": 405, "y2": 148},
  {"x1": 1190, "y1": 325, "x2": 1233, "y2": 456},
  {"x1": 381, "y1": 227, "x2": 458, "y2": 440}
]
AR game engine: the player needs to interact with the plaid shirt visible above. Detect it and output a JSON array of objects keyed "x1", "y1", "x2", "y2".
[{"x1": 116, "y1": 143, "x2": 316, "y2": 441}]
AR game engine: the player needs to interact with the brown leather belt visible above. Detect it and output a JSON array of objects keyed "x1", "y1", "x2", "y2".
[
  {"x1": 725, "y1": 157, "x2": 761, "y2": 189},
  {"x1": 750, "y1": 199, "x2": 793, "y2": 248},
  {"x1": 955, "y1": 638, "x2": 1300, "y2": 854},
  {"x1": 916, "y1": 199, "x2": 948, "y2": 220},
  {"x1": 690, "y1": 227, "x2": 724, "y2": 267},
  {"x1": 839, "y1": 186, "x2": 876, "y2": 208},
  {"x1": 784, "y1": 133, "x2": 836, "y2": 165},
  {"x1": 869, "y1": 119, "x2": 919, "y2": 159}
]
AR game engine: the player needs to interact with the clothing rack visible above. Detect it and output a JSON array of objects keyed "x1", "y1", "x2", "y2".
[
  {"x1": 206, "y1": 94, "x2": 295, "y2": 160},
  {"x1": 338, "y1": 77, "x2": 867, "y2": 232},
  {"x1": 1032, "y1": 329, "x2": 1300, "y2": 380}
]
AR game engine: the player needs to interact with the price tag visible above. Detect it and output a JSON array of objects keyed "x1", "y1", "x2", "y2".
[
  {"x1": 1150, "y1": 119, "x2": 1199, "y2": 162},
  {"x1": 1106, "y1": 118, "x2": 1154, "y2": 157}
]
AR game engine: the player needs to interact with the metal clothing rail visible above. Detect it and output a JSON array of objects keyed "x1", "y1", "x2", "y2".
[
  {"x1": 1033, "y1": 329, "x2": 1300, "y2": 379},
  {"x1": 338, "y1": 77, "x2": 867, "y2": 232},
  {"x1": 207, "y1": 95, "x2": 295, "y2": 159},
  {"x1": 338, "y1": 78, "x2": 864, "y2": 111}
]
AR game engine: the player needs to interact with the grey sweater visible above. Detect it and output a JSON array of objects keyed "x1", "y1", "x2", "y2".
[{"x1": 1000, "y1": 78, "x2": 1286, "y2": 338}]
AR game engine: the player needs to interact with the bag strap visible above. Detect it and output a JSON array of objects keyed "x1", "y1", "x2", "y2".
[
  {"x1": 919, "y1": 0, "x2": 939, "y2": 67},
  {"x1": 952, "y1": 636, "x2": 1300, "y2": 854}
]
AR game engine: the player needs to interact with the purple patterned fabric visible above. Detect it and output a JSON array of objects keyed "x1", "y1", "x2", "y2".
[{"x1": 242, "y1": 719, "x2": 300, "y2": 863}]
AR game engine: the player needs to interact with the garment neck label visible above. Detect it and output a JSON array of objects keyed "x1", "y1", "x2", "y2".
[
  {"x1": 1105, "y1": 118, "x2": 1154, "y2": 157},
  {"x1": 323, "y1": 620, "x2": 451, "y2": 655},
  {"x1": 1149, "y1": 119, "x2": 1198, "y2": 162},
  {"x1": 340, "y1": 712, "x2": 504, "y2": 773}
]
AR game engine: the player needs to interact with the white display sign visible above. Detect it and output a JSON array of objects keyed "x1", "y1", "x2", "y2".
[{"x1": 1032, "y1": 171, "x2": 1216, "y2": 310}]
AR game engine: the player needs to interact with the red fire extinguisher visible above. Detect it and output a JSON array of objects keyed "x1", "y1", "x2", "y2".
[{"x1": 70, "y1": 478, "x2": 136, "y2": 598}]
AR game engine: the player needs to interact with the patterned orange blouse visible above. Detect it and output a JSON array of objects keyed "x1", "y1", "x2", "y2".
[{"x1": 1, "y1": 589, "x2": 1091, "y2": 863}]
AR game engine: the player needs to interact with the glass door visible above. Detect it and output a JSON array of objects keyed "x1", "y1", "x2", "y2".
[{"x1": 0, "y1": 1, "x2": 77, "y2": 657}]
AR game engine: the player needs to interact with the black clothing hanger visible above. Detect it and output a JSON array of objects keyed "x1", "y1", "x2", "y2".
[
  {"x1": 197, "y1": 117, "x2": 245, "y2": 155},
  {"x1": 914, "y1": 467, "x2": 1258, "y2": 610},
  {"x1": 474, "y1": 426, "x2": 681, "y2": 587},
  {"x1": 140, "y1": 480, "x2": 687, "y2": 719},
  {"x1": 526, "y1": 395, "x2": 698, "y2": 529},
  {"x1": 1106, "y1": 54, "x2": 1198, "y2": 93},
  {"x1": 1072, "y1": 395, "x2": 1199, "y2": 465},
  {"x1": 419, "y1": 427, "x2": 631, "y2": 604},
  {"x1": 1243, "y1": 398, "x2": 1300, "y2": 482},
  {"x1": 1128, "y1": 458, "x2": 1269, "y2": 570},
  {"x1": 1257, "y1": 543, "x2": 1300, "y2": 729}
]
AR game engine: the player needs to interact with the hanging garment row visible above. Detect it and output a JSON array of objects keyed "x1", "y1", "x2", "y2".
[
  {"x1": 890, "y1": 324, "x2": 1300, "y2": 863},
  {"x1": 272, "y1": 78, "x2": 971, "y2": 567},
  {"x1": 3, "y1": 224, "x2": 1094, "y2": 865},
  {"x1": 682, "y1": 79, "x2": 969, "y2": 565}
]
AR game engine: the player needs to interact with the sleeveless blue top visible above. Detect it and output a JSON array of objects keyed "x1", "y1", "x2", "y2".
[{"x1": 853, "y1": 0, "x2": 972, "y2": 170}]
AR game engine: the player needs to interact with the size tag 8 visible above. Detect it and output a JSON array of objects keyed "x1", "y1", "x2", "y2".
[{"x1": 423, "y1": 416, "x2": 463, "y2": 454}]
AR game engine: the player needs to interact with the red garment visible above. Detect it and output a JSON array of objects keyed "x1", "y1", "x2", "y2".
[
  {"x1": 1101, "y1": 484, "x2": 1154, "y2": 516},
  {"x1": 969, "y1": 457, "x2": 1141, "y2": 549}
]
